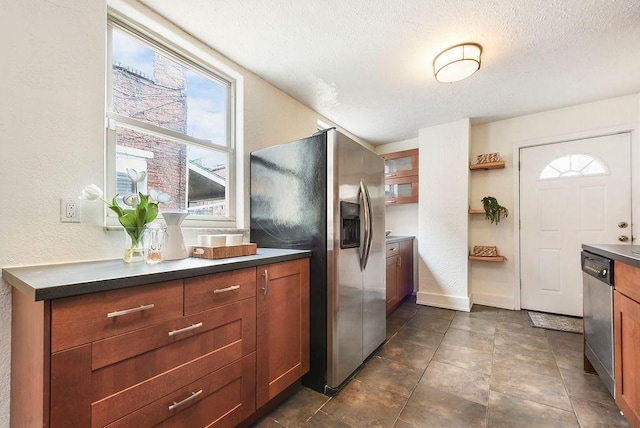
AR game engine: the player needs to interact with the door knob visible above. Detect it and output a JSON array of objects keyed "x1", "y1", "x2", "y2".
[
  {"x1": 618, "y1": 221, "x2": 628, "y2": 228},
  {"x1": 618, "y1": 235, "x2": 629, "y2": 242}
]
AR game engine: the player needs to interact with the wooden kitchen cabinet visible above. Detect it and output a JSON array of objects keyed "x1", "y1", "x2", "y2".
[
  {"x1": 614, "y1": 261, "x2": 640, "y2": 428},
  {"x1": 381, "y1": 149, "x2": 418, "y2": 205},
  {"x1": 256, "y1": 259, "x2": 310, "y2": 408},
  {"x1": 11, "y1": 258, "x2": 310, "y2": 428},
  {"x1": 386, "y1": 252, "x2": 400, "y2": 313},
  {"x1": 386, "y1": 238, "x2": 414, "y2": 315}
]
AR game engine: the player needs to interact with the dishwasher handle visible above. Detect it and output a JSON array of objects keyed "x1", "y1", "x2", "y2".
[{"x1": 581, "y1": 251, "x2": 613, "y2": 286}]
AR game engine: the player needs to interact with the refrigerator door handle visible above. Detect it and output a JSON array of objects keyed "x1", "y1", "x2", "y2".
[{"x1": 359, "y1": 179, "x2": 373, "y2": 270}]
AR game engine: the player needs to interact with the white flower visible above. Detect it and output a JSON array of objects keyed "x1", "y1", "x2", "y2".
[
  {"x1": 81, "y1": 184, "x2": 103, "y2": 201},
  {"x1": 149, "y1": 189, "x2": 172, "y2": 204},
  {"x1": 127, "y1": 169, "x2": 147, "y2": 183},
  {"x1": 122, "y1": 193, "x2": 140, "y2": 207}
]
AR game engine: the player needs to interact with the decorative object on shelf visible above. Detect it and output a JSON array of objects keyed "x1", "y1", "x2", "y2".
[
  {"x1": 472, "y1": 245, "x2": 498, "y2": 257},
  {"x1": 162, "y1": 211, "x2": 189, "y2": 260},
  {"x1": 481, "y1": 196, "x2": 509, "y2": 225},
  {"x1": 476, "y1": 152, "x2": 501, "y2": 164},
  {"x1": 82, "y1": 170, "x2": 171, "y2": 263}
]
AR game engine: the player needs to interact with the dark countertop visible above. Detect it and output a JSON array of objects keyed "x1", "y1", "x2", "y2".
[
  {"x1": 386, "y1": 235, "x2": 415, "y2": 244},
  {"x1": 2, "y1": 248, "x2": 310, "y2": 301},
  {"x1": 582, "y1": 244, "x2": 640, "y2": 269}
]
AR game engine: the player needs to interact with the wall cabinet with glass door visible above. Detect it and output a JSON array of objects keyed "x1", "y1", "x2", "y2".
[{"x1": 381, "y1": 149, "x2": 419, "y2": 205}]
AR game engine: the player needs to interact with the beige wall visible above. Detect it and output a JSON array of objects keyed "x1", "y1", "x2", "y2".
[
  {"x1": 470, "y1": 94, "x2": 640, "y2": 309},
  {"x1": 376, "y1": 94, "x2": 640, "y2": 311},
  {"x1": 0, "y1": 0, "x2": 362, "y2": 423}
]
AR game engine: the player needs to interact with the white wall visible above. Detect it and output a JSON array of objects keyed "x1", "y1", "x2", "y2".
[
  {"x1": 470, "y1": 94, "x2": 640, "y2": 309},
  {"x1": 0, "y1": 0, "x2": 363, "y2": 424},
  {"x1": 417, "y1": 119, "x2": 471, "y2": 311}
]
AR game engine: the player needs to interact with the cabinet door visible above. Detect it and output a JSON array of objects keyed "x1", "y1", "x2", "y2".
[
  {"x1": 386, "y1": 255, "x2": 400, "y2": 314},
  {"x1": 382, "y1": 149, "x2": 419, "y2": 205},
  {"x1": 385, "y1": 176, "x2": 418, "y2": 205},
  {"x1": 399, "y1": 239, "x2": 414, "y2": 299},
  {"x1": 381, "y1": 149, "x2": 418, "y2": 179},
  {"x1": 256, "y1": 259, "x2": 310, "y2": 408},
  {"x1": 614, "y1": 290, "x2": 640, "y2": 427}
]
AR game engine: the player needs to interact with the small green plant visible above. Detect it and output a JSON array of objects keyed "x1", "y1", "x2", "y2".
[{"x1": 481, "y1": 196, "x2": 509, "y2": 225}]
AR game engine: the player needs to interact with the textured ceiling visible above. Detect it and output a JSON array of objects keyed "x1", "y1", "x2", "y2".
[{"x1": 139, "y1": 0, "x2": 640, "y2": 145}]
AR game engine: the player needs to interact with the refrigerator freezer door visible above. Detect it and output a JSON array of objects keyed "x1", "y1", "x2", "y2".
[
  {"x1": 360, "y1": 148, "x2": 386, "y2": 360},
  {"x1": 326, "y1": 130, "x2": 385, "y2": 389}
]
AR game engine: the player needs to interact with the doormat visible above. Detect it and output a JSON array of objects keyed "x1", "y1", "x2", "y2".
[{"x1": 527, "y1": 311, "x2": 583, "y2": 334}]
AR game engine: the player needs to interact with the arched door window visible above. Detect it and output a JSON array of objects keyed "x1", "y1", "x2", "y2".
[{"x1": 539, "y1": 154, "x2": 608, "y2": 180}]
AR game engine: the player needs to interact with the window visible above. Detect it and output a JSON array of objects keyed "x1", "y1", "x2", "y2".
[
  {"x1": 539, "y1": 154, "x2": 608, "y2": 180},
  {"x1": 106, "y1": 21, "x2": 235, "y2": 226}
]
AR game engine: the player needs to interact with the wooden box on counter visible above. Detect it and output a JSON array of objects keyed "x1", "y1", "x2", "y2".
[{"x1": 191, "y1": 243, "x2": 258, "y2": 259}]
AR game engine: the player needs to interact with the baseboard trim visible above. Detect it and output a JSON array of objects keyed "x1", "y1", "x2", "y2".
[
  {"x1": 472, "y1": 292, "x2": 515, "y2": 310},
  {"x1": 416, "y1": 291, "x2": 471, "y2": 312}
]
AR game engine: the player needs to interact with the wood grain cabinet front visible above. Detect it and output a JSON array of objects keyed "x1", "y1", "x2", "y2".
[
  {"x1": 385, "y1": 239, "x2": 414, "y2": 315},
  {"x1": 256, "y1": 259, "x2": 310, "y2": 408},
  {"x1": 12, "y1": 258, "x2": 310, "y2": 428},
  {"x1": 50, "y1": 291, "x2": 257, "y2": 427},
  {"x1": 614, "y1": 261, "x2": 640, "y2": 428}
]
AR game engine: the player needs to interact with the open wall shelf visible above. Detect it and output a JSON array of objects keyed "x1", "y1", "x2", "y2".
[
  {"x1": 468, "y1": 209, "x2": 486, "y2": 215},
  {"x1": 469, "y1": 255, "x2": 506, "y2": 262},
  {"x1": 469, "y1": 161, "x2": 505, "y2": 170}
]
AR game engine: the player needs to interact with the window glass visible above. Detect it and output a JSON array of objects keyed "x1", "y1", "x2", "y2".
[
  {"x1": 107, "y1": 22, "x2": 234, "y2": 224},
  {"x1": 539, "y1": 154, "x2": 608, "y2": 180}
]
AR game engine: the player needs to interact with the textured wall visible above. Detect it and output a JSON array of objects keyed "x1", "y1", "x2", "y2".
[
  {"x1": 417, "y1": 119, "x2": 471, "y2": 310},
  {"x1": 469, "y1": 94, "x2": 640, "y2": 309},
  {"x1": 0, "y1": 1, "x2": 347, "y2": 425}
]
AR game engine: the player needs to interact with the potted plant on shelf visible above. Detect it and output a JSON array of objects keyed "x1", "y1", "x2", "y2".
[{"x1": 481, "y1": 196, "x2": 509, "y2": 225}]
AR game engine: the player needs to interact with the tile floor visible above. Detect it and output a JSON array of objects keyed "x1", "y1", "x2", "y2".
[{"x1": 253, "y1": 298, "x2": 630, "y2": 428}]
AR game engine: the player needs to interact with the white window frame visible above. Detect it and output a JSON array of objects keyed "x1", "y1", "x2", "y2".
[
  {"x1": 105, "y1": 16, "x2": 238, "y2": 229},
  {"x1": 538, "y1": 153, "x2": 609, "y2": 180}
]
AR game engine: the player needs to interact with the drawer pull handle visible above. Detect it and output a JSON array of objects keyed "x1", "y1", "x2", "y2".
[
  {"x1": 213, "y1": 285, "x2": 241, "y2": 294},
  {"x1": 168, "y1": 389, "x2": 203, "y2": 411},
  {"x1": 261, "y1": 269, "x2": 269, "y2": 296},
  {"x1": 168, "y1": 322, "x2": 203, "y2": 337},
  {"x1": 389, "y1": 248, "x2": 397, "y2": 251},
  {"x1": 387, "y1": 173, "x2": 397, "y2": 177},
  {"x1": 107, "y1": 303, "x2": 155, "y2": 318}
]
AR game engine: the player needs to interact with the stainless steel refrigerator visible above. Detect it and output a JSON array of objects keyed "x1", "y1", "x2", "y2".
[{"x1": 250, "y1": 128, "x2": 386, "y2": 395}]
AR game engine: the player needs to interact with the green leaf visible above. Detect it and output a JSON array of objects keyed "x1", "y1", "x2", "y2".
[
  {"x1": 137, "y1": 206, "x2": 147, "y2": 228},
  {"x1": 145, "y1": 203, "x2": 159, "y2": 223},
  {"x1": 108, "y1": 194, "x2": 125, "y2": 217},
  {"x1": 118, "y1": 211, "x2": 138, "y2": 229}
]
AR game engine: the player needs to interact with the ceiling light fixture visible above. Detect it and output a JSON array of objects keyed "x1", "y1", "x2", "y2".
[{"x1": 433, "y1": 43, "x2": 482, "y2": 83}]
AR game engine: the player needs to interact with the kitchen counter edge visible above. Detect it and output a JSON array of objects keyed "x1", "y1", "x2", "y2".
[
  {"x1": 2, "y1": 248, "x2": 311, "y2": 301},
  {"x1": 386, "y1": 235, "x2": 415, "y2": 244},
  {"x1": 582, "y1": 244, "x2": 640, "y2": 269}
]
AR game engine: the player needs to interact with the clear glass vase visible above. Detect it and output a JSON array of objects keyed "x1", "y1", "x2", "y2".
[
  {"x1": 143, "y1": 223, "x2": 167, "y2": 264},
  {"x1": 123, "y1": 227, "x2": 145, "y2": 263}
]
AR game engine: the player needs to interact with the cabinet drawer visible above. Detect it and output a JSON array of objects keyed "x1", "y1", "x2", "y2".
[
  {"x1": 91, "y1": 298, "x2": 256, "y2": 407},
  {"x1": 51, "y1": 280, "x2": 184, "y2": 352},
  {"x1": 102, "y1": 353, "x2": 255, "y2": 428},
  {"x1": 615, "y1": 261, "x2": 640, "y2": 303},
  {"x1": 185, "y1": 267, "x2": 256, "y2": 315},
  {"x1": 386, "y1": 243, "x2": 399, "y2": 258}
]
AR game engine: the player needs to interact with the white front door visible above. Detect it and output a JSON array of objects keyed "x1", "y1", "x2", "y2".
[{"x1": 520, "y1": 133, "x2": 632, "y2": 316}]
